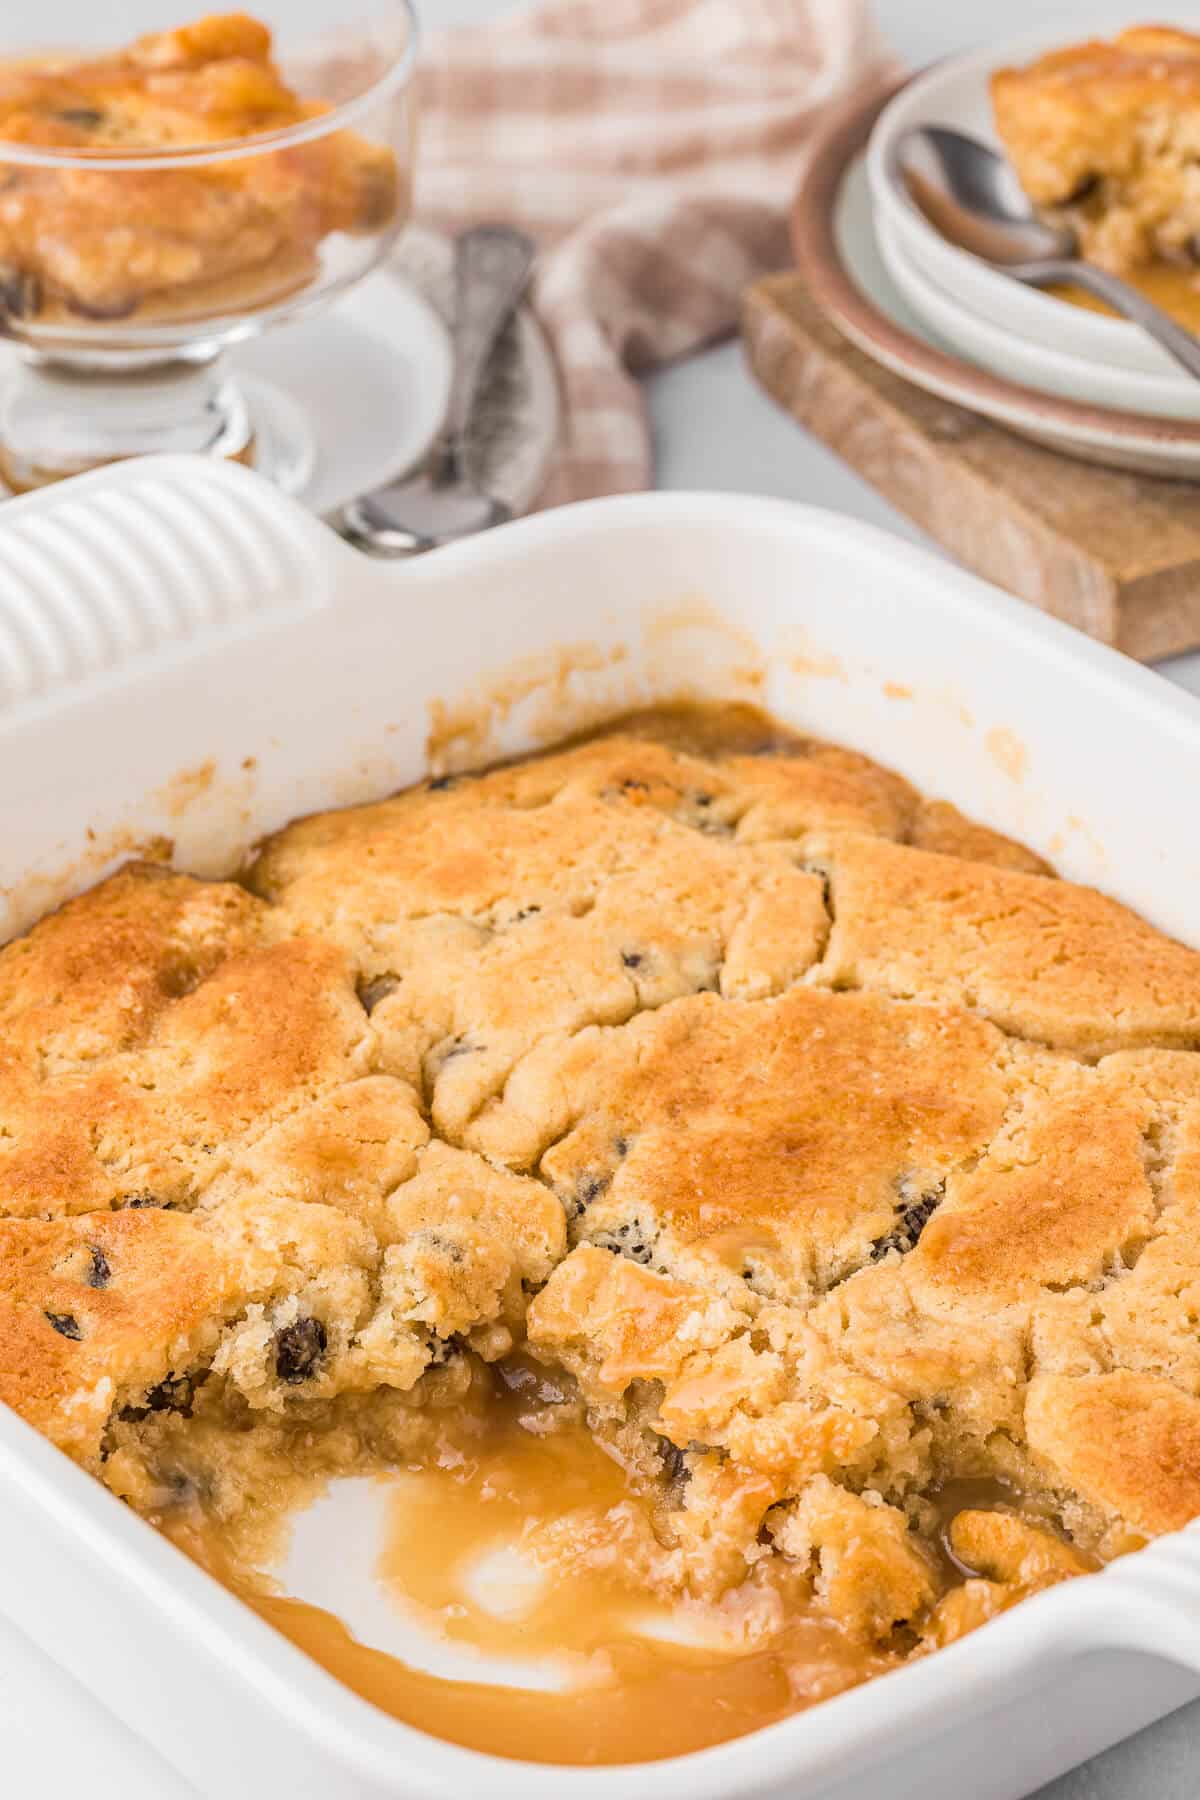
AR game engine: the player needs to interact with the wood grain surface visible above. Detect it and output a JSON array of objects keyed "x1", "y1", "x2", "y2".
[{"x1": 743, "y1": 273, "x2": 1200, "y2": 661}]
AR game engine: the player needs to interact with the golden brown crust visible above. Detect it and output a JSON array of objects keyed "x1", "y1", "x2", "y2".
[
  {"x1": 911, "y1": 1068, "x2": 1157, "y2": 1301},
  {"x1": 505, "y1": 985, "x2": 1014, "y2": 1304},
  {"x1": 253, "y1": 734, "x2": 846, "y2": 1139},
  {"x1": 906, "y1": 799, "x2": 1054, "y2": 875},
  {"x1": 0, "y1": 1195, "x2": 377, "y2": 1462},
  {"x1": 813, "y1": 831, "x2": 1200, "y2": 1053},
  {"x1": 0, "y1": 863, "x2": 265, "y2": 1073},
  {"x1": 6, "y1": 704, "x2": 1200, "y2": 1671},
  {"x1": 919, "y1": 1511, "x2": 1090, "y2": 1650},
  {"x1": 771, "y1": 1477, "x2": 938, "y2": 1641},
  {"x1": 1026, "y1": 1370, "x2": 1200, "y2": 1538},
  {"x1": 0, "y1": 1208, "x2": 229, "y2": 1462},
  {"x1": 0, "y1": 934, "x2": 377, "y2": 1217}
]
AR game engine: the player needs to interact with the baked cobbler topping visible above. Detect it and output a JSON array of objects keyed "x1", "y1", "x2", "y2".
[
  {"x1": 0, "y1": 12, "x2": 400, "y2": 321},
  {"x1": 2, "y1": 703, "x2": 1199, "y2": 1762}
]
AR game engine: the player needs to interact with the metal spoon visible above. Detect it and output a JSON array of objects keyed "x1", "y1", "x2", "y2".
[
  {"x1": 330, "y1": 225, "x2": 536, "y2": 556},
  {"x1": 889, "y1": 125, "x2": 1200, "y2": 383}
]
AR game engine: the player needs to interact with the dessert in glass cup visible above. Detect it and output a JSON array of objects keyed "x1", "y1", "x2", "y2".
[{"x1": 0, "y1": 6, "x2": 418, "y2": 491}]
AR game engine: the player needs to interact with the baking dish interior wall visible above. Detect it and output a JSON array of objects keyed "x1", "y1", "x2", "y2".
[{"x1": 0, "y1": 459, "x2": 1192, "y2": 948}]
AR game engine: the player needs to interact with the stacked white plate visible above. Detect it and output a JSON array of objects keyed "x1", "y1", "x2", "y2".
[{"x1": 863, "y1": 20, "x2": 1200, "y2": 426}]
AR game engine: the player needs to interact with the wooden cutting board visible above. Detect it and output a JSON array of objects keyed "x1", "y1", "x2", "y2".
[{"x1": 742, "y1": 272, "x2": 1200, "y2": 663}]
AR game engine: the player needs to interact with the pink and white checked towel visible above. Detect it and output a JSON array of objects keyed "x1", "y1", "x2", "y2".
[{"x1": 416, "y1": 0, "x2": 895, "y2": 507}]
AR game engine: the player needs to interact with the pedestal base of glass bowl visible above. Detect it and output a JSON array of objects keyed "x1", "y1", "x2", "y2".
[{"x1": 0, "y1": 358, "x2": 316, "y2": 497}]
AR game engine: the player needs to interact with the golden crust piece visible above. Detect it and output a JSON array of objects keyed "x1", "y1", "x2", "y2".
[
  {"x1": 0, "y1": 1131, "x2": 565, "y2": 1459},
  {"x1": 0, "y1": 1197, "x2": 377, "y2": 1465},
  {"x1": 920, "y1": 1511, "x2": 1091, "y2": 1650},
  {"x1": 0, "y1": 863, "x2": 265, "y2": 1074},
  {"x1": 1026, "y1": 1370, "x2": 1200, "y2": 1541},
  {"x1": 772, "y1": 1477, "x2": 938, "y2": 1641},
  {"x1": 0, "y1": 12, "x2": 399, "y2": 320},
  {"x1": 0, "y1": 1208, "x2": 231, "y2": 1464},
  {"x1": 254, "y1": 733, "x2": 855, "y2": 1138},
  {"x1": 906, "y1": 799, "x2": 1053, "y2": 875},
  {"x1": 814, "y1": 831, "x2": 1200, "y2": 1053},
  {"x1": 196, "y1": 1075, "x2": 429, "y2": 1238},
  {"x1": 0, "y1": 935, "x2": 377, "y2": 1217},
  {"x1": 992, "y1": 26, "x2": 1200, "y2": 273},
  {"x1": 500, "y1": 985, "x2": 1014, "y2": 1302},
  {"x1": 912, "y1": 1066, "x2": 1158, "y2": 1302},
  {"x1": 529, "y1": 1246, "x2": 923, "y2": 1507}
]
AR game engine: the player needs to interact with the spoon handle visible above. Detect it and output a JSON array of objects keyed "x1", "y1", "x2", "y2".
[
  {"x1": 445, "y1": 226, "x2": 537, "y2": 467},
  {"x1": 1021, "y1": 258, "x2": 1200, "y2": 383}
]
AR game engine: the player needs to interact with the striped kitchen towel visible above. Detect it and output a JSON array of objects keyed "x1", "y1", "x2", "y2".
[{"x1": 416, "y1": 0, "x2": 895, "y2": 506}]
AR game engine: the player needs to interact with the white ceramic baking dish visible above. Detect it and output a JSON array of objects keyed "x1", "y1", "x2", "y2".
[{"x1": 3, "y1": 455, "x2": 1200, "y2": 1800}]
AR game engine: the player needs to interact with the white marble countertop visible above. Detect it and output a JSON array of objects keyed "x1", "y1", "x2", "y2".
[{"x1": 6, "y1": 0, "x2": 1200, "y2": 1794}]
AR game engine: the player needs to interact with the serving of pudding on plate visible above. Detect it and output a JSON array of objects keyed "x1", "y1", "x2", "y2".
[
  {"x1": 0, "y1": 11, "x2": 401, "y2": 324},
  {"x1": 992, "y1": 24, "x2": 1200, "y2": 331},
  {"x1": 6, "y1": 700, "x2": 1200, "y2": 1764}
]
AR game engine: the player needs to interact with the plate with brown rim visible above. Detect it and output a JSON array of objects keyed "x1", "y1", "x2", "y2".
[{"x1": 791, "y1": 76, "x2": 1200, "y2": 481}]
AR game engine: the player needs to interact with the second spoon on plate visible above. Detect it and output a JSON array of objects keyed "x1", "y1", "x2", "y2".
[{"x1": 332, "y1": 225, "x2": 537, "y2": 556}]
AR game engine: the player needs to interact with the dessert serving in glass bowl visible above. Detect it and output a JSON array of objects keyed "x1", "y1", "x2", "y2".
[{"x1": 0, "y1": 4, "x2": 417, "y2": 491}]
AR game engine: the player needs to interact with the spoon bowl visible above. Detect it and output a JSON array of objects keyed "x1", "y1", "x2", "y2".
[
  {"x1": 336, "y1": 484, "x2": 509, "y2": 557},
  {"x1": 892, "y1": 125, "x2": 1070, "y2": 266}
]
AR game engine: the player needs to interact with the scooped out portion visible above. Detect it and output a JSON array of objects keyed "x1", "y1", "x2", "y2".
[{"x1": 3, "y1": 703, "x2": 1199, "y2": 1762}]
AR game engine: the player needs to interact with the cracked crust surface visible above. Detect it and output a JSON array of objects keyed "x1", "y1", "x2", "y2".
[
  {"x1": 2, "y1": 703, "x2": 1199, "y2": 1682},
  {"x1": 812, "y1": 830, "x2": 1200, "y2": 1053}
]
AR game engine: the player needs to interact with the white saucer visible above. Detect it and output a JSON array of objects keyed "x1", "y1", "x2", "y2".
[
  {"x1": 232, "y1": 262, "x2": 454, "y2": 516},
  {"x1": 237, "y1": 230, "x2": 560, "y2": 518},
  {"x1": 866, "y1": 9, "x2": 1188, "y2": 379},
  {"x1": 876, "y1": 213, "x2": 1200, "y2": 422}
]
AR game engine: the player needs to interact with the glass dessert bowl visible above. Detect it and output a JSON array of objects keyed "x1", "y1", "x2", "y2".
[{"x1": 0, "y1": 4, "x2": 418, "y2": 492}]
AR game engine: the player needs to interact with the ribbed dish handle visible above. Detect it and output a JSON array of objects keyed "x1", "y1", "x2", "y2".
[
  {"x1": 1090, "y1": 1522, "x2": 1200, "y2": 1673},
  {"x1": 0, "y1": 457, "x2": 336, "y2": 712}
]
